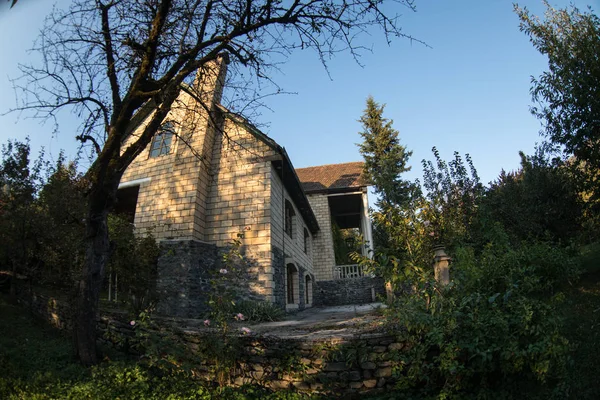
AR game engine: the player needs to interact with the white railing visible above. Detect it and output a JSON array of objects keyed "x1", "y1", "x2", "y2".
[{"x1": 333, "y1": 264, "x2": 365, "y2": 279}]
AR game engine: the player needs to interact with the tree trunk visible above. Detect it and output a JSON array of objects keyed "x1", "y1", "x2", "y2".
[{"x1": 75, "y1": 187, "x2": 113, "y2": 366}]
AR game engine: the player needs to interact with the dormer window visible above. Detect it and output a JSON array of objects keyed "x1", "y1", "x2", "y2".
[{"x1": 149, "y1": 121, "x2": 174, "y2": 157}]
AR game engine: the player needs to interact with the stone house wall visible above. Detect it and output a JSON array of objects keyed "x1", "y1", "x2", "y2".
[
  {"x1": 306, "y1": 194, "x2": 336, "y2": 281},
  {"x1": 271, "y1": 172, "x2": 315, "y2": 309},
  {"x1": 204, "y1": 118, "x2": 278, "y2": 302},
  {"x1": 119, "y1": 59, "x2": 228, "y2": 241}
]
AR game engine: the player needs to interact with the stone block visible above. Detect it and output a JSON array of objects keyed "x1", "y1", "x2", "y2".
[
  {"x1": 324, "y1": 362, "x2": 348, "y2": 372},
  {"x1": 292, "y1": 382, "x2": 310, "y2": 391},
  {"x1": 348, "y1": 370, "x2": 361, "y2": 381},
  {"x1": 360, "y1": 361, "x2": 376, "y2": 370},
  {"x1": 375, "y1": 367, "x2": 392, "y2": 378},
  {"x1": 363, "y1": 379, "x2": 377, "y2": 388},
  {"x1": 388, "y1": 342, "x2": 403, "y2": 351},
  {"x1": 270, "y1": 380, "x2": 291, "y2": 389},
  {"x1": 349, "y1": 382, "x2": 363, "y2": 389}
]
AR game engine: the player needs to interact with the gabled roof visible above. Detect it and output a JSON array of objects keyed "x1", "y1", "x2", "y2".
[{"x1": 295, "y1": 162, "x2": 367, "y2": 194}]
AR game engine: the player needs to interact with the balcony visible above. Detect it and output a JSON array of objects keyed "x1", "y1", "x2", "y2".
[{"x1": 333, "y1": 264, "x2": 365, "y2": 279}]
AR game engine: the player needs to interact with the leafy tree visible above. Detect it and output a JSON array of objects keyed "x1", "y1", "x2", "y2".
[
  {"x1": 13, "y1": 0, "x2": 420, "y2": 364},
  {"x1": 516, "y1": 2, "x2": 600, "y2": 200},
  {"x1": 421, "y1": 147, "x2": 483, "y2": 251},
  {"x1": 358, "y1": 96, "x2": 414, "y2": 208},
  {"x1": 37, "y1": 158, "x2": 87, "y2": 287},
  {"x1": 482, "y1": 145, "x2": 583, "y2": 245},
  {"x1": 0, "y1": 139, "x2": 48, "y2": 295},
  {"x1": 356, "y1": 96, "x2": 424, "y2": 285}
]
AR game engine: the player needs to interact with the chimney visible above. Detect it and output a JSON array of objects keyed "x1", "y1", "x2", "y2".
[{"x1": 193, "y1": 53, "x2": 230, "y2": 109}]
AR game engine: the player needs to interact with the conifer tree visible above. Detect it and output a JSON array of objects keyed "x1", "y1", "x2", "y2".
[{"x1": 358, "y1": 96, "x2": 413, "y2": 208}]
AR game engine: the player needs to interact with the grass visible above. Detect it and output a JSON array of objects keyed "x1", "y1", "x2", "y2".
[{"x1": 0, "y1": 295, "x2": 86, "y2": 382}]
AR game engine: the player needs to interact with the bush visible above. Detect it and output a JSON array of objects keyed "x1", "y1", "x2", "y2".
[
  {"x1": 387, "y1": 242, "x2": 578, "y2": 399},
  {"x1": 231, "y1": 300, "x2": 285, "y2": 323}
]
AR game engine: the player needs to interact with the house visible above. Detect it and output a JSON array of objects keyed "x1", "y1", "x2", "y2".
[{"x1": 116, "y1": 55, "x2": 384, "y2": 317}]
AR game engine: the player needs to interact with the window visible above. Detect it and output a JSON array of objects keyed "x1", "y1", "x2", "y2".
[
  {"x1": 284, "y1": 200, "x2": 295, "y2": 238},
  {"x1": 305, "y1": 275, "x2": 313, "y2": 305},
  {"x1": 303, "y1": 228, "x2": 310, "y2": 254},
  {"x1": 286, "y1": 264, "x2": 299, "y2": 305},
  {"x1": 149, "y1": 121, "x2": 174, "y2": 157}
]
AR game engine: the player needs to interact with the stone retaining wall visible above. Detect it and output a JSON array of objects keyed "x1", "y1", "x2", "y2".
[
  {"x1": 314, "y1": 277, "x2": 386, "y2": 307},
  {"x1": 13, "y1": 285, "x2": 406, "y2": 396},
  {"x1": 179, "y1": 331, "x2": 405, "y2": 395}
]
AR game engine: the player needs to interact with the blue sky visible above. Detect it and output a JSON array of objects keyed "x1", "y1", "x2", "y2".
[{"x1": 0, "y1": 0, "x2": 596, "y2": 185}]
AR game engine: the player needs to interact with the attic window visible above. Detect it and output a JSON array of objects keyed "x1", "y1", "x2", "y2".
[
  {"x1": 284, "y1": 200, "x2": 295, "y2": 238},
  {"x1": 149, "y1": 121, "x2": 174, "y2": 158}
]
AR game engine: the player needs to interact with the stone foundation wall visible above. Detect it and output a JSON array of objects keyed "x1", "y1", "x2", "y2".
[
  {"x1": 314, "y1": 277, "x2": 386, "y2": 307},
  {"x1": 155, "y1": 239, "x2": 220, "y2": 318},
  {"x1": 156, "y1": 239, "x2": 268, "y2": 318}
]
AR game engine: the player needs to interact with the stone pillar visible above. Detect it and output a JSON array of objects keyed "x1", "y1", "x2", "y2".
[
  {"x1": 360, "y1": 190, "x2": 374, "y2": 259},
  {"x1": 433, "y1": 245, "x2": 451, "y2": 286}
]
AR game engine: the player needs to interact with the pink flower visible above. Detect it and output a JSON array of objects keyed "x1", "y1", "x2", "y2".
[
  {"x1": 203, "y1": 319, "x2": 211, "y2": 327},
  {"x1": 235, "y1": 313, "x2": 245, "y2": 321},
  {"x1": 219, "y1": 268, "x2": 228, "y2": 274},
  {"x1": 241, "y1": 327, "x2": 251, "y2": 335},
  {"x1": 130, "y1": 320, "x2": 136, "y2": 326}
]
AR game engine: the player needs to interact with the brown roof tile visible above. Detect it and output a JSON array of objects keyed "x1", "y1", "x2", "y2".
[{"x1": 295, "y1": 162, "x2": 367, "y2": 193}]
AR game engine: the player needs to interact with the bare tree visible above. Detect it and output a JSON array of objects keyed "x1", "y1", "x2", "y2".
[{"x1": 13, "y1": 0, "x2": 419, "y2": 365}]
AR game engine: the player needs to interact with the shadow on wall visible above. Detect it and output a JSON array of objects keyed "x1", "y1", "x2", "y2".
[{"x1": 156, "y1": 238, "x2": 268, "y2": 318}]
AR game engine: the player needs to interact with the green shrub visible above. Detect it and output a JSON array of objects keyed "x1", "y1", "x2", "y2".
[
  {"x1": 387, "y1": 242, "x2": 578, "y2": 399},
  {"x1": 228, "y1": 299, "x2": 285, "y2": 323}
]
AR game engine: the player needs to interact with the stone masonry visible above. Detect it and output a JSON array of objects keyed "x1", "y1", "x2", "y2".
[{"x1": 305, "y1": 194, "x2": 336, "y2": 281}]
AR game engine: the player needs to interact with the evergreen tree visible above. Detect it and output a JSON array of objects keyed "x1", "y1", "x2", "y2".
[{"x1": 358, "y1": 96, "x2": 413, "y2": 208}]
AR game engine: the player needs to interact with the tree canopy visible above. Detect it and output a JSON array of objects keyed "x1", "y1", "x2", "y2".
[
  {"x1": 358, "y1": 96, "x2": 413, "y2": 208},
  {"x1": 516, "y1": 2, "x2": 600, "y2": 196}
]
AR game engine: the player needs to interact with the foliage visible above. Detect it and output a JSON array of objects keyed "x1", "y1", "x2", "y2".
[
  {"x1": 203, "y1": 235, "x2": 256, "y2": 385},
  {"x1": 355, "y1": 193, "x2": 432, "y2": 288},
  {"x1": 331, "y1": 222, "x2": 362, "y2": 265},
  {"x1": 107, "y1": 214, "x2": 160, "y2": 313},
  {"x1": 360, "y1": 148, "x2": 483, "y2": 285},
  {"x1": 388, "y1": 240, "x2": 578, "y2": 399},
  {"x1": 358, "y1": 96, "x2": 414, "y2": 208},
  {"x1": 36, "y1": 157, "x2": 87, "y2": 286},
  {"x1": 233, "y1": 300, "x2": 285, "y2": 323},
  {"x1": 516, "y1": 2, "x2": 600, "y2": 203},
  {"x1": 481, "y1": 144, "x2": 583, "y2": 245},
  {"x1": 420, "y1": 147, "x2": 483, "y2": 252},
  {"x1": 0, "y1": 139, "x2": 49, "y2": 291},
  {"x1": 558, "y1": 243, "x2": 600, "y2": 400}
]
